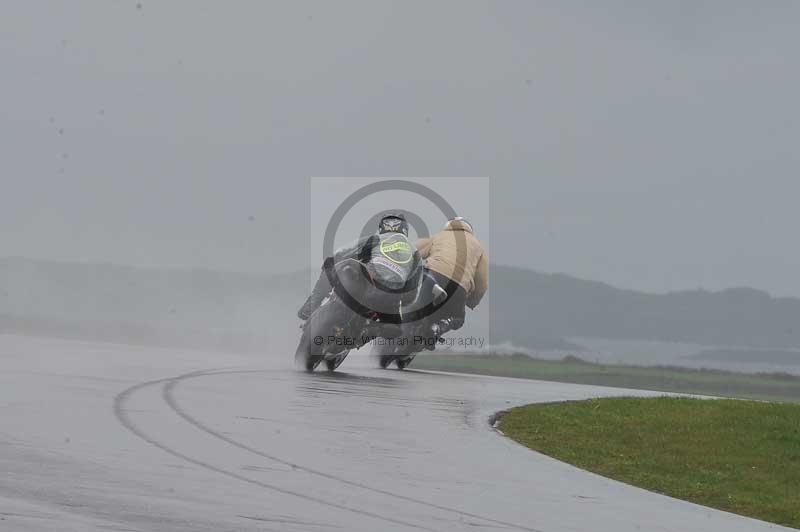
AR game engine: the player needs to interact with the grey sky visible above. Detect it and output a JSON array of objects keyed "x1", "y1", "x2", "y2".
[{"x1": 2, "y1": 1, "x2": 799, "y2": 295}]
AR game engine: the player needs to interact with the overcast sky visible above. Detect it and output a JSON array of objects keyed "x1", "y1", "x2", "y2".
[{"x1": 2, "y1": 1, "x2": 799, "y2": 295}]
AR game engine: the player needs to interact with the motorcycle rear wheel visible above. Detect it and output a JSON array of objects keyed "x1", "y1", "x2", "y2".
[
  {"x1": 396, "y1": 355, "x2": 415, "y2": 370},
  {"x1": 378, "y1": 354, "x2": 394, "y2": 369}
]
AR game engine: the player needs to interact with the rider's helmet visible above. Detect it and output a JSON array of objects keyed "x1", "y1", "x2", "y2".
[
  {"x1": 378, "y1": 213, "x2": 409, "y2": 236},
  {"x1": 444, "y1": 216, "x2": 473, "y2": 233}
]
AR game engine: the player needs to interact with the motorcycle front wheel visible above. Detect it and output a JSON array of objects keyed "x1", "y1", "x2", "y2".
[
  {"x1": 295, "y1": 325, "x2": 324, "y2": 371},
  {"x1": 296, "y1": 294, "x2": 357, "y2": 372},
  {"x1": 325, "y1": 351, "x2": 350, "y2": 372}
]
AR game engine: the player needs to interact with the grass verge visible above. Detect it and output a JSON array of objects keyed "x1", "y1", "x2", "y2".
[
  {"x1": 412, "y1": 354, "x2": 800, "y2": 403},
  {"x1": 498, "y1": 397, "x2": 800, "y2": 529}
]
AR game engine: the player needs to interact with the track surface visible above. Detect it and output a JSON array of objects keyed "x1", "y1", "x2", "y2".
[{"x1": 0, "y1": 334, "x2": 790, "y2": 531}]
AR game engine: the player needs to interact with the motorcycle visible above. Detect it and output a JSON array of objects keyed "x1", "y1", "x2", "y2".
[
  {"x1": 295, "y1": 259, "x2": 447, "y2": 372},
  {"x1": 295, "y1": 259, "x2": 418, "y2": 372}
]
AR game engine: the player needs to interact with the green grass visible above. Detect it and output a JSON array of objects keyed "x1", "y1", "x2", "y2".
[
  {"x1": 499, "y1": 397, "x2": 800, "y2": 529},
  {"x1": 412, "y1": 354, "x2": 800, "y2": 403}
]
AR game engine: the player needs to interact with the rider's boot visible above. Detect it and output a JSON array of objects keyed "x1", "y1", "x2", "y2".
[
  {"x1": 424, "y1": 318, "x2": 453, "y2": 350},
  {"x1": 432, "y1": 318, "x2": 453, "y2": 337},
  {"x1": 297, "y1": 272, "x2": 332, "y2": 320}
]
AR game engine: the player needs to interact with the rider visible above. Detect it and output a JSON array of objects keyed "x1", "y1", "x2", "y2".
[
  {"x1": 415, "y1": 216, "x2": 488, "y2": 337},
  {"x1": 297, "y1": 213, "x2": 421, "y2": 321}
]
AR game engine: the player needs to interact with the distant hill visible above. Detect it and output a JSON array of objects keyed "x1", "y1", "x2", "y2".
[
  {"x1": 687, "y1": 349, "x2": 800, "y2": 365},
  {"x1": 3, "y1": 257, "x2": 800, "y2": 354},
  {"x1": 491, "y1": 266, "x2": 800, "y2": 350}
]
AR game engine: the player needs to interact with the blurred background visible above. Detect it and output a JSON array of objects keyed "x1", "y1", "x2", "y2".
[{"x1": 3, "y1": 1, "x2": 800, "y2": 380}]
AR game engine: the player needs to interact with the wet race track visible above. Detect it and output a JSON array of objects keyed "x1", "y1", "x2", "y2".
[{"x1": 0, "y1": 335, "x2": 790, "y2": 531}]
